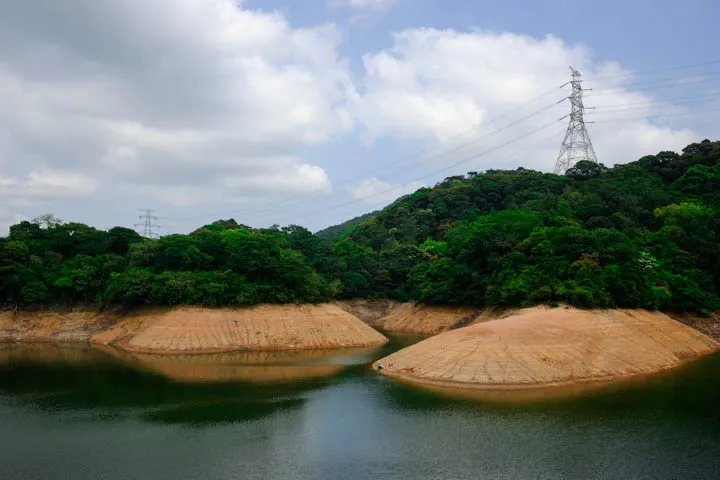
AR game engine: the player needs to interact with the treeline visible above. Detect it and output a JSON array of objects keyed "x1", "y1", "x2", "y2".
[
  {"x1": 1, "y1": 140, "x2": 719, "y2": 311},
  {"x1": 0, "y1": 219, "x2": 337, "y2": 306}
]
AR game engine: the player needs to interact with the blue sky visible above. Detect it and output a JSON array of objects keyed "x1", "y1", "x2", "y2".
[
  {"x1": 253, "y1": 0, "x2": 715, "y2": 67},
  {"x1": 0, "y1": 0, "x2": 717, "y2": 234}
]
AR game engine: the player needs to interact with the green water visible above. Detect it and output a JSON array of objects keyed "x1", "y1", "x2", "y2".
[{"x1": 1, "y1": 337, "x2": 719, "y2": 480}]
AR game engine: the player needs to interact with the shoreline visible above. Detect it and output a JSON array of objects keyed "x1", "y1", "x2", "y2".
[
  {"x1": 378, "y1": 351, "x2": 713, "y2": 392},
  {"x1": 0, "y1": 337, "x2": 389, "y2": 354},
  {"x1": 377, "y1": 352, "x2": 720, "y2": 404},
  {"x1": 372, "y1": 308, "x2": 719, "y2": 395},
  {"x1": 3, "y1": 302, "x2": 719, "y2": 339},
  {"x1": 670, "y1": 313, "x2": 720, "y2": 342},
  {"x1": 0, "y1": 304, "x2": 389, "y2": 354}
]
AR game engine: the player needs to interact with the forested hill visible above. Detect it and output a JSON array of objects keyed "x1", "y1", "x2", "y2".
[
  {"x1": 1, "y1": 140, "x2": 719, "y2": 311},
  {"x1": 315, "y1": 210, "x2": 379, "y2": 241}
]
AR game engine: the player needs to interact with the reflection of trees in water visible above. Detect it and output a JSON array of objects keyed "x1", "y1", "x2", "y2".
[
  {"x1": 0, "y1": 343, "x2": 109, "y2": 365},
  {"x1": 142, "y1": 398, "x2": 305, "y2": 426},
  {"x1": 5, "y1": 344, "x2": 718, "y2": 427},
  {"x1": 0, "y1": 344, "x2": 353, "y2": 426},
  {"x1": 375, "y1": 375, "x2": 464, "y2": 412}
]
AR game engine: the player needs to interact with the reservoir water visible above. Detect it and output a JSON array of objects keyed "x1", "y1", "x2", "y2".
[{"x1": 1, "y1": 336, "x2": 719, "y2": 480}]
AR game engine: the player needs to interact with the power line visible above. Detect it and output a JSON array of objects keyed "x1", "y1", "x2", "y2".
[
  {"x1": 555, "y1": 67, "x2": 598, "y2": 174},
  {"x1": 590, "y1": 106, "x2": 720, "y2": 123},
  {"x1": 588, "y1": 59, "x2": 720, "y2": 81},
  {"x1": 151, "y1": 61, "x2": 720, "y2": 230},
  {"x1": 166, "y1": 84, "x2": 569, "y2": 224},
  {"x1": 338, "y1": 129, "x2": 565, "y2": 210},
  {"x1": 210, "y1": 65, "x2": 720, "y2": 223},
  {"x1": 589, "y1": 98, "x2": 720, "y2": 117},
  {"x1": 289, "y1": 95, "x2": 713, "y2": 221},
  {"x1": 141, "y1": 94, "x2": 716, "y2": 233},
  {"x1": 264, "y1": 61, "x2": 719, "y2": 216},
  {"x1": 168, "y1": 97, "x2": 713, "y2": 229},
  {"x1": 297, "y1": 117, "x2": 564, "y2": 218},
  {"x1": 240, "y1": 97, "x2": 567, "y2": 221},
  {"x1": 590, "y1": 69, "x2": 720, "y2": 89},
  {"x1": 588, "y1": 95, "x2": 720, "y2": 118},
  {"x1": 589, "y1": 73, "x2": 720, "y2": 96},
  {"x1": 592, "y1": 91, "x2": 720, "y2": 110}
]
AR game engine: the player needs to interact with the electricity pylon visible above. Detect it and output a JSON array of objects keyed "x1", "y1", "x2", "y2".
[
  {"x1": 554, "y1": 67, "x2": 598, "y2": 174},
  {"x1": 135, "y1": 209, "x2": 161, "y2": 238}
]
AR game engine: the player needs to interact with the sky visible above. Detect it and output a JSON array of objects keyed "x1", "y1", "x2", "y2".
[{"x1": 0, "y1": 0, "x2": 717, "y2": 235}]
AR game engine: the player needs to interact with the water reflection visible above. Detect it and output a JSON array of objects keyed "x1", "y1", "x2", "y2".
[
  {"x1": 3, "y1": 341, "x2": 720, "y2": 423},
  {"x1": 0, "y1": 342, "x2": 386, "y2": 383},
  {"x1": 0, "y1": 342, "x2": 109, "y2": 365},
  {"x1": 142, "y1": 397, "x2": 306, "y2": 426},
  {"x1": 0, "y1": 342, "x2": 381, "y2": 426},
  {"x1": 377, "y1": 350, "x2": 720, "y2": 425},
  {"x1": 97, "y1": 345, "x2": 385, "y2": 384},
  {"x1": 1, "y1": 341, "x2": 720, "y2": 480}
]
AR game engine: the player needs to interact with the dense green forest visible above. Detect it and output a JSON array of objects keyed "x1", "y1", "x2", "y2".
[{"x1": 1, "y1": 140, "x2": 719, "y2": 311}]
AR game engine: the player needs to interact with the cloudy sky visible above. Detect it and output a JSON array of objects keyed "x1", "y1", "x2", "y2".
[{"x1": 0, "y1": 0, "x2": 717, "y2": 234}]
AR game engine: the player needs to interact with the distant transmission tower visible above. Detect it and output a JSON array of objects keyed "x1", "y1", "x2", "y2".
[
  {"x1": 135, "y1": 209, "x2": 161, "y2": 239},
  {"x1": 554, "y1": 67, "x2": 598, "y2": 174}
]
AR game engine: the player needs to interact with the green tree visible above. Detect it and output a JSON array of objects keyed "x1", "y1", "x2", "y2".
[{"x1": 107, "y1": 227, "x2": 143, "y2": 255}]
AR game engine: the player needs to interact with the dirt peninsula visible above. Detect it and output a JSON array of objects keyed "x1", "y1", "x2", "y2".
[{"x1": 373, "y1": 307, "x2": 719, "y2": 390}]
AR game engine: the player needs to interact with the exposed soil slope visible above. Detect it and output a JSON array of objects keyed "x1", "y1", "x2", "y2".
[
  {"x1": 100, "y1": 305, "x2": 388, "y2": 354},
  {"x1": 0, "y1": 310, "x2": 114, "y2": 343},
  {"x1": 669, "y1": 312, "x2": 720, "y2": 342},
  {"x1": 375, "y1": 302, "x2": 492, "y2": 335},
  {"x1": 336, "y1": 299, "x2": 400, "y2": 326},
  {"x1": 1, "y1": 305, "x2": 388, "y2": 353},
  {"x1": 374, "y1": 307, "x2": 719, "y2": 389}
]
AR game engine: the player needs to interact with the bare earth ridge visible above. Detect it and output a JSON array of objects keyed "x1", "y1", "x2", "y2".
[
  {"x1": 106, "y1": 304, "x2": 389, "y2": 353},
  {"x1": 374, "y1": 307, "x2": 719, "y2": 389},
  {"x1": 1, "y1": 304, "x2": 388, "y2": 353}
]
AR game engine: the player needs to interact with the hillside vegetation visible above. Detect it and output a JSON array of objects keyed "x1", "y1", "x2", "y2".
[{"x1": 1, "y1": 140, "x2": 718, "y2": 312}]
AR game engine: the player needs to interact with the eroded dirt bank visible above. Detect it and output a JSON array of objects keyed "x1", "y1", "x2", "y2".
[
  {"x1": 374, "y1": 307, "x2": 719, "y2": 390},
  {"x1": 0, "y1": 305, "x2": 388, "y2": 353},
  {"x1": 335, "y1": 299, "x2": 400, "y2": 327},
  {"x1": 337, "y1": 300, "x2": 502, "y2": 335},
  {"x1": 0, "y1": 309, "x2": 117, "y2": 343},
  {"x1": 374, "y1": 302, "x2": 492, "y2": 335}
]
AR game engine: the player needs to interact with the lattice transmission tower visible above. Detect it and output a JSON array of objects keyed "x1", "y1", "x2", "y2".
[
  {"x1": 554, "y1": 67, "x2": 598, "y2": 174},
  {"x1": 135, "y1": 209, "x2": 161, "y2": 239}
]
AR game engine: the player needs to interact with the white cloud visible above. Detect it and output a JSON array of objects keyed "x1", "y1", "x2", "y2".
[
  {"x1": 0, "y1": 0, "x2": 350, "y2": 210},
  {"x1": 0, "y1": 169, "x2": 97, "y2": 232},
  {"x1": 0, "y1": 5, "x2": 712, "y2": 234},
  {"x1": 0, "y1": 169, "x2": 97, "y2": 199},
  {"x1": 349, "y1": 28, "x2": 706, "y2": 171},
  {"x1": 223, "y1": 163, "x2": 331, "y2": 193},
  {"x1": 349, "y1": 177, "x2": 424, "y2": 205}
]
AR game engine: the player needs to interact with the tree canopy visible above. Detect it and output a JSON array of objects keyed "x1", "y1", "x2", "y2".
[{"x1": 2, "y1": 140, "x2": 719, "y2": 312}]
